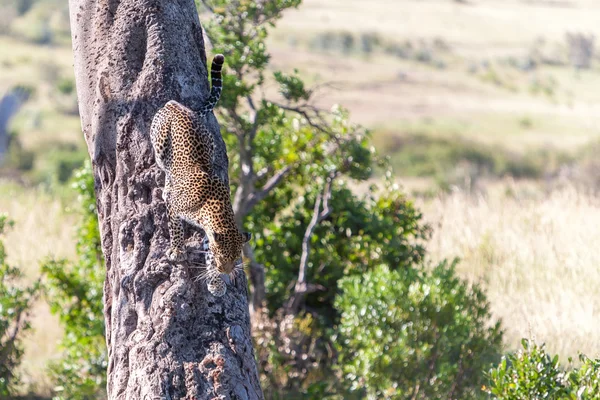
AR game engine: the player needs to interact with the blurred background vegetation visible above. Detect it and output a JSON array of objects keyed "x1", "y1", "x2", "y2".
[{"x1": 1, "y1": 0, "x2": 600, "y2": 398}]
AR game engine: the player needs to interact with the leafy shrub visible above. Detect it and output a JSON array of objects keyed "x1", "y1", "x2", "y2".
[
  {"x1": 360, "y1": 32, "x2": 381, "y2": 54},
  {"x1": 35, "y1": 143, "x2": 87, "y2": 185},
  {"x1": 53, "y1": 77, "x2": 79, "y2": 115},
  {"x1": 256, "y1": 180, "x2": 430, "y2": 317},
  {"x1": 373, "y1": 131, "x2": 575, "y2": 186},
  {"x1": 42, "y1": 162, "x2": 106, "y2": 400},
  {"x1": 56, "y1": 77, "x2": 75, "y2": 95},
  {"x1": 251, "y1": 179, "x2": 430, "y2": 397},
  {"x1": 4, "y1": 131, "x2": 35, "y2": 172},
  {"x1": 570, "y1": 357, "x2": 600, "y2": 398},
  {"x1": 53, "y1": 150, "x2": 87, "y2": 183},
  {"x1": 0, "y1": 214, "x2": 40, "y2": 397},
  {"x1": 335, "y1": 260, "x2": 503, "y2": 400},
  {"x1": 487, "y1": 339, "x2": 600, "y2": 399}
]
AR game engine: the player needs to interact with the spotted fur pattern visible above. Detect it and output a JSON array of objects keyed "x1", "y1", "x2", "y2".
[{"x1": 150, "y1": 54, "x2": 251, "y2": 282}]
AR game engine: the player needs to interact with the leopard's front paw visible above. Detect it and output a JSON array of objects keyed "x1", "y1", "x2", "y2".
[
  {"x1": 207, "y1": 276, "x2": 227, "y2": 297},
  {"x1": 166, "y1": 247, "x2": 187, "y2": 262}
]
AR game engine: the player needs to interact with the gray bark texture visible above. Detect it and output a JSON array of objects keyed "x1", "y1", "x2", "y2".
[{"x1": 68, "y1": 0, "x2": 264, "y2": 398}]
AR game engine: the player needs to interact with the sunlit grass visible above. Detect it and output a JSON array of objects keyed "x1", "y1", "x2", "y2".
[
  {"x1": 282, "y1": 0, "x2": 600, "y2": 56},
  {"x1": 376, "y1": 111, "x2": 596, "y2": 148},
  {"x1": 0, "y1": 182, "x2": 76, "y2": 394},
  {"x1": 419, "y1": 182, "x2": 600, "y2": 361},
  {"x1": 0, "y1": 36, "x2": 80, "y2": 151}
]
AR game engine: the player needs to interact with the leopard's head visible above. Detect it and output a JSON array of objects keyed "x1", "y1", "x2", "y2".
[{"x1": 209, "y1": 230, "x2": 252, "y2": 276}]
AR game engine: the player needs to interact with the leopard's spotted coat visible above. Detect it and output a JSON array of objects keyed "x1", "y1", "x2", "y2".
[{"x1": 150, "y1": 54, "x2": 250, "y2": 295}]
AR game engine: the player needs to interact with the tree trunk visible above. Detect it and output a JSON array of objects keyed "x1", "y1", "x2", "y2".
[{"x1": 68, "y1": 0, "x2": 263, "y2": 398}]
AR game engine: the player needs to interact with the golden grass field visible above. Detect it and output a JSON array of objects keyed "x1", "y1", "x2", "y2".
[
  {"x1": 420, "y1": 181, "x2": 600, "y2": 361},
  {"x1": 0, "y1": 184, "x2": 75, "y2": 392},
  {"x1": 273, "y1": 0, "x2": 600, "y2": 150},
  {"x1": 1, "y1": 0, "x2": 600, "y2": 393}
]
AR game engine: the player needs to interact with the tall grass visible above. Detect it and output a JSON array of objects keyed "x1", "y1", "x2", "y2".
[
  {"x1": 0, "y1": 182, "x2": 75, "y2": 394},
  {"x1": 419, "y1": 182, "x2": 600, "y2": 361}
]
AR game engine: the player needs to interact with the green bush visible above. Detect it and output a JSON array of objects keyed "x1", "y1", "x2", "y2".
[
  {"x1": 35, "y1": 144, "x2": 87, "y2": 185},
  {"x1": 373, "y1": 131, "x2": 575, "y2": 185},
  {"x1": 5, "y1": 131, "x2": 35, "y2": 172},
  {"x1": 487, "y1": 339, "x2": 600, "y2": 399},
  {"x1": 42, "y1": 162, "x2": 106, "y2": 400},
  {"x1": 251, "y1": 179, "x2": 430, "y2": 397},
  {"x1": 8, "y1": 0, "x2": 71, "y2": 45},
  {"x1": 56, "y1": 77, "x2": 75, "y2": 95},
  {"x1": 54, "y1": 150, "x2": 87, "y2": 183},
  {"x1": 0, "y1": 214, "x2": 40, "y2": 397},
  {"x1": 376, "y1": 133, "x2": 499, "y2": 178},
  {"x1": 257, "y1": 180, "x2": 429, "y2": 318},
  {"x1": 335, "y1": 260, "x2": 503, "y2": 400}
]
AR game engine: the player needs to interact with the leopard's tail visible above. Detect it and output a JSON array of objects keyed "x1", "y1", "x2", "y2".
[{"x1": 200, "y1": 54, "x2": 225, "y2": 116}]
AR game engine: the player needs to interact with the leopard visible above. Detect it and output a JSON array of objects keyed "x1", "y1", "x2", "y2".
[{"x1": 150, "y1": 54, "x2": 251, "y2": 295}]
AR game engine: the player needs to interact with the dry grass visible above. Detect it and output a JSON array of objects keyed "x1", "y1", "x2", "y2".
[
  {"x1": 282, "y1": 0, "x2": 600, "y2": 56},
  {"x1": 0, "y1": 183, "x2": 76, "y2": 275},
  {"x1": 269, "y1": 0, "x2": 600, "y2": 151},
  {"x1": 0, "y1": 182, "x2": 76, "y2": 394},
  {"x1": 267, "y1": 44, "x2": 600, "y2": 150},
  {"x1": 0, "y1": 35, "x2": 81, "y2": 149},
  {"x1": 417, "y1": 181, "x2": 600, "y2": 360}
]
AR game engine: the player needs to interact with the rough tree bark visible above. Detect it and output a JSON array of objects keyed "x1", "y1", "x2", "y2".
[{"x1": 68, "y1": 0, "x2": 263, "y2": 398}]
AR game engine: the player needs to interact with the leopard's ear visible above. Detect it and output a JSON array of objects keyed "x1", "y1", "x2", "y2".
[{"x1": 241, "y1": 232, "x2": 252, "y2": 243}]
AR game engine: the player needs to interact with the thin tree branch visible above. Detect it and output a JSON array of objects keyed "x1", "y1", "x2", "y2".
[
  {"x1": 246, "y1": 96, "x2": 260, "y2": 142},
  {"x1": 223, "y1": 106, "x2": 249, "y2": 139},
  {"x1": 285, "y1": 172, "x2": 336, "y2": 315},
  {"x1": 269, "y1": 101, "x2": 332, "y2": 135},
  {"x1": 246, "y1": 95, "x2": 257, "y2": 112},
  {"x1": 199, "y1": 0, "x2": 214, "y2": 13},
  {"x1": 244, "y1": 164, "x2": 292, "y2": 212},
  {"x1": 233, "y1": 141, "x2": 255, "y2": 225},
  {"x1": 243, "y1": 243, "x2": 267, "y2": 316}
]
